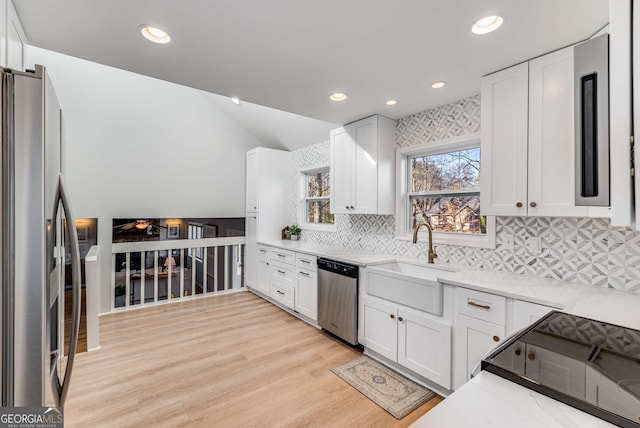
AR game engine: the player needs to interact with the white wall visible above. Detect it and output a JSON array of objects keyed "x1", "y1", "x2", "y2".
[{"x1": 26, "y1": 46, "x2": 266, "y2": 313}]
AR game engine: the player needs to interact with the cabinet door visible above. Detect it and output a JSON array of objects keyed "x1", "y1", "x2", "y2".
[
  {"x1": 244, "y1": 214, "x2": 258, "y2": 288},
  {"x1": 528, "y1": 47, "x2": 588, "y2": 217},
  {"x1": 398, "y1": 307, "x2": 452, "y2": 389},
  {"x1": 525, "y1": 345, "x2": 586, "y2": 400},
  {"x1": 245, "y1": 150, "x2": 258, "y2": 212},
  {"x1": 352, "y1": 116, "x2": 378, "y2": 214},
  {"x1": 330, "y1": 126, "x2": 355, "y2": 214},
  {"x1": 586, "y1": 366, "x2": 640, "y2": 422},
  {"x1": 255, "y1": 258, "x2": 270, "y2": 295},
  {"x1": 511, "y1": 300, "x2": 553, "y2": 334},
  {"x1": 480, "y1": 62, "x2": 529, "y2": 216},
  {"x1": 359, "y1": 296, "x2": 397, "y2": 361},
  {"x1": 296, "y1": 268, "x2": 317, "y2": 321},
  {"x1": 453, "y1": 313, "x2": 505, "y2": 389}
]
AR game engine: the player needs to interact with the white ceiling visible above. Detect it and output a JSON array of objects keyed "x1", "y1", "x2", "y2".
[{"x1": 14, "y1": 0, "x2": 609, "y2": 149}]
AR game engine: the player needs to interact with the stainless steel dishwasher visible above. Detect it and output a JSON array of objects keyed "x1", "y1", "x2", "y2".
[{"x1": 317, "y1": 258, "x2": 359, "y2": 345}]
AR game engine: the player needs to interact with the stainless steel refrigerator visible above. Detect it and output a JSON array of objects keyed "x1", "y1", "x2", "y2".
[{"x1": 1, "y1": 65, "x2": 81, "y2": 407}]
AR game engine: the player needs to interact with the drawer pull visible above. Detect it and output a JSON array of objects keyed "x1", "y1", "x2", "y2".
[
  {"x1": 299, "y1": 271, "x2": 310, "y2": 277},
  {"x1": 259, "y1": 250, "x2": 267, "y2": 253},
  {"x1": 300, "y1": 259, "x2": 311, "y2": 264},
  {"x1": 390, "y1": 314, "x2": 395, "y2": 319},
  {"x1": 276, "y1": 290, "x2": 285, "y2": 295},
  {"x1": 493, "y1": 336, "x2": 500, "y2": 342},
  {"x1": 468, "y1": 301, "x2": 491, "y2": 310},
  {"x1": 277, "y1": 254, "x2": 286, "y2": 258},
  {"x1": 277, "y1": 269, "x2": 286, "y2": 274}
]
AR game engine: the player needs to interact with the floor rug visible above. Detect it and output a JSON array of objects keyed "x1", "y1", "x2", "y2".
[{"x1": 331, "y1": 355, "x2": 437, "y2": 419}]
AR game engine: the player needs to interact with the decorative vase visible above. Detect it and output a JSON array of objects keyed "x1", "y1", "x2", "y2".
[{"x1": 291, "y1": 234, "x2": 299, "y2": 241}]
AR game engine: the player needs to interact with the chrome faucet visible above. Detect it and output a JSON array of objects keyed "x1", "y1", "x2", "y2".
[{"x1": 412, "y1": 221, "x2": 438, "y2": 264}]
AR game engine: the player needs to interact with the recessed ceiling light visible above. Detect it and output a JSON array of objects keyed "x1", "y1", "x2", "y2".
[
  {"x1": 471, "y1": 15, "x2": 504, "y2": 35},
  {"x1": 329, "y1": 92, "x2": 347, "y2": 102},
  {"x1": 230, "y1": 97, "x2": 241, "y2": 105},
  {"x1": 386, "y1": 99, "x2": 397, "y2": 106},
  {"x1": 431, "y1": 81, "x2": 446, "y2": 89},
  {"x1": 139, "y1": 25, "x2": 171, "y2": 44}
]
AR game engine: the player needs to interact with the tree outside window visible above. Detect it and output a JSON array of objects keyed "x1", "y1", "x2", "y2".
[
  {"x1": 409, "y1": 147, "x2": 485, "y2": 234},
  {"x1": 305, "y1": 170, "x2": 334, "y2": 224}
]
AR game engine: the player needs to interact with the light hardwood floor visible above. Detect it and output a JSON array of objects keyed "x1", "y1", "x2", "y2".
[{"x1": 65, "y1": 291, "x2": 442, "y2": 427}]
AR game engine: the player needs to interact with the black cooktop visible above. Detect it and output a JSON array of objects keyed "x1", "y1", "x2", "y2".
[{"x1": 482, "y1": 311, "x2": 640, "y2": 428}]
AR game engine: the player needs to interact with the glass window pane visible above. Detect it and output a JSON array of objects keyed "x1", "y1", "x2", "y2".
[
  {"x1": 307, "y1": 171, "x2": 331, "y2": 197},
  {"x1": 307, "y1": 200, "x2": 334, "y2": 224},
  {"x1": 411, "y1": 147, "x2": 480, "y2": 192},
  {"x1": 411, "y1": 194, "x2": 485, "y2": 234}
]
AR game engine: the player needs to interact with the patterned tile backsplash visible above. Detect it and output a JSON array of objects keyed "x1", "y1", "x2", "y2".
[{"x1": 290, "y1": 95, "x2": 640, "y2": 293}]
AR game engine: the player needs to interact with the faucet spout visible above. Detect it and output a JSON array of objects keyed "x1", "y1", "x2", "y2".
[{"x1": 412, "y1": 222, "x2": 438, "y2": 264}]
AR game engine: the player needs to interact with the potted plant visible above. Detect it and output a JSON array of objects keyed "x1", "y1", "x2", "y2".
[{"x1": 289, "y1": 224, "x2": 301, "y2": 241}]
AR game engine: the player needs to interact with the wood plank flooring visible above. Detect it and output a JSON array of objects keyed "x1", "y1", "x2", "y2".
[{"x1": 64, "y1": 291, "x2": 442, "y2": 427}]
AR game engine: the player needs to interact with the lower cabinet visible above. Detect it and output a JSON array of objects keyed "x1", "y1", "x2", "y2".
[
  {"x1": 453, "y1": 313, "x2": 505, "y2": 390},
  {"x1": 296, "y1": 268, "x2": 317, "y2": 321},
  {"x1": 255, "y1": 247, "x2": 271, "y2": 295},
  {"x1": 360, "y1": 296, "x2": 452, "y2": 389}
]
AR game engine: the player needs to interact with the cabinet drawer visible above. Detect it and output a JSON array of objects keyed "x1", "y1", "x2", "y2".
[
  {"x1": 270, "y1": 260, "x2": 296, "y2": 287},
  {"x1": 270, "y1": 281, "x2": 295, "y2": 310},
  {"x1": 257, "y1": 245, "x2": 270, "y2": 260},
  {"x1": 296, "y1": 253, "x2": 317, "y2": 271},
  {"x1": 455, "y1": 288, "x2": 506, "y2": 325},
  {"x1": 270, "y1": 249, "x2": 296, "y2": 265}
]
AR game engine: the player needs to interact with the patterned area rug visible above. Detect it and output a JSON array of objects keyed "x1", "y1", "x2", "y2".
[{"x1": 331, "y1": 355, "x2": 437, "y2": 419}]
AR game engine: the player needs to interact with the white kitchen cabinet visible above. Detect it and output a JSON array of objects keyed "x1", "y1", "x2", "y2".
[
  {"x1": 481, "y1": 46, "x2": 606, "y2": 217},
  {"x1": 296, "y1": 268, "x2": 317, "y2": 321},
  {"x1": 453, "y1": 313, "x2": 505, "y2": 390},
  {"x1": 360, "y1": 295, "x2": 452, "y2": 389},
  {"x1": 244, "y1": 213, "x2": 258, "y2": 288},
  {"x1": 255, "y1": 245, "x2": 270, "y2": 296},
  {"x1": 453, "y1": 287, "x2": 506, "y2": 390},
  {"x1": 398, "y1": 306, "x2": 452, "y2": 389},
  {"x1": 360, "y1": 296, "x2": 398, "y2": 361},
  {"x1": 330, "y1": 115, "x2": 395, "y2": 215},
  {"x1": 244, "y1": 148, "x2": 291, "y2": 289}
]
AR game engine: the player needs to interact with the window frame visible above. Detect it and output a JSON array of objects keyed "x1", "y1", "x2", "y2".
[
  {"x1": 298, "y1": 164, "x2": 336, "y2": 232},
  {"x1": 395, "y1": 132, "x2": 495, "y2": 249}
]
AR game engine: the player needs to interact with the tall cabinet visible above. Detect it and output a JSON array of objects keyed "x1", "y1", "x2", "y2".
[{"x1": 244, "y1": 148, "x2": 291, "y2": 289}]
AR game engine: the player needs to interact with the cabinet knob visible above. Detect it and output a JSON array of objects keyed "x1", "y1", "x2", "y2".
[
  {"x1": 492, "y1": 335, "x2": 500, "y2": 342},
  {"x1": 398, "y1": 316, "x2": 404, "y2": 322},
  {"x1": 350, "y1": 205, "x2": 355, "y2": 210},
  {"x1": 345, "y1": 205, "x2": 349, "y2": 209},
  {"x1": 516, "y1": 202, "x2": 523, "y2": 208},
  {"x1": 390, "y1": 314, "x2": 395, "y2": 319},
  {"x1": 528, "y1": 353, "x2": 536, "y2": 361},
  {"x1": 530, "y1": 202, "x2": 537, "y2": 208},
  {"x1": 515, "y1": 349, "x2": 522, "y2": 356}
]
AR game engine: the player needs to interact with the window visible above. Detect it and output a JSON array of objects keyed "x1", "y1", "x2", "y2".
[
  {"x1": 299, "y1": 166, "x2": 335, "y2": 230},
  {"x1": 188, "y1": 223, "x2": 203, "y2": 259},
  {"x1": 397, "y1": 134, "x2": 495, "y2": 248}
]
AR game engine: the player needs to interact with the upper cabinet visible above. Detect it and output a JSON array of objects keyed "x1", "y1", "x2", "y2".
[
  {"x1": 0, "y1": 0, "x2": 26, "y2": 71},
  {"x1": 330, "y1": 115, "x2": 395, "y2": 215},
  {"x1": 481, "y1": 45, "x2": 608, "y2": 218}
]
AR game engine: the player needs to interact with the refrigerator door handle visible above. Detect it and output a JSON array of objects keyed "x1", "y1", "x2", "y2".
[{"x1": 47, "y1": 174, "x2": 81, "y2": 407}]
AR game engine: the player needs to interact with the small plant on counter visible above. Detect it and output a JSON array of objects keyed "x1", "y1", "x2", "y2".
[{"x1": 289, "y1": 224, "x2": 301, "y2": 240}]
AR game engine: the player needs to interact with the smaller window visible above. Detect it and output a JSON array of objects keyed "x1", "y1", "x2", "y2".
[{"x1": 303, "y1": 168, "x2": 334, "y2": 225}]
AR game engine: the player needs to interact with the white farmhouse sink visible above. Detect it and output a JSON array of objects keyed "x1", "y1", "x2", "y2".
[{"x1": 366, "y1": 262, "x2": 452, "y2": 316}]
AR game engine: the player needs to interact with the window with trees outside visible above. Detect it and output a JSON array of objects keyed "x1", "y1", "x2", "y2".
[
  {"x1": 304, "y1": 169, "x2": 334, "y2": 225},
  {"x1": 398, "y1": 135, "x2": 494, "y2": 247},
  {"x1": 409, "y1": 146, "x2": 485, "y2": 235}
]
